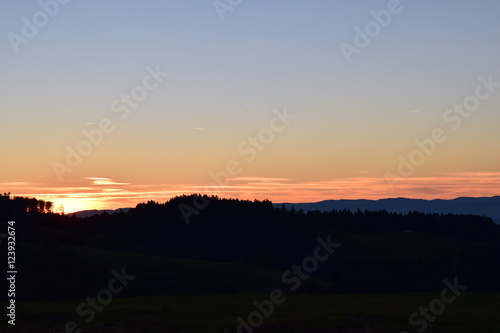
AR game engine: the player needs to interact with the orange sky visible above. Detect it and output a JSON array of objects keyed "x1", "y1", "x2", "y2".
[
  {"x1": 4, "y1": 172, "x2": 500, "y2": 212},
  {"x1": 2, "y1": 2, "x2": 500, "y2": 213}
]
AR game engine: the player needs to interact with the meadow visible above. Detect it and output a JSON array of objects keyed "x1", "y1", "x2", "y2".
[{"x1": 2, "y1": 292, "x2": 499, "y2": 332}]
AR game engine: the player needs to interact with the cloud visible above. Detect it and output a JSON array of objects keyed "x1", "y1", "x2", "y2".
[
  {"x1": 0, "y1": 182, "x2": 35, "y2": 186},
  {"x1": 230, "y1": 177, "x2": 295, "y2": 182},
  {"x1": 5, "y1": 172, "x2": 500, "y2": 211},
  {"x1": 86, "y1": 177, "x2": 130, "y2": 186}
]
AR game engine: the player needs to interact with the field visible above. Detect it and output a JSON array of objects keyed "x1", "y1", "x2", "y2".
[
  {"x1": 4, "y1": 227, "x2": 498, "y2": 332},
  {"x1": 1, "y1": 292, "x2": 499, "y2": 332}
]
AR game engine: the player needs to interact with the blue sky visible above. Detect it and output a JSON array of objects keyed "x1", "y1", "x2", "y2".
[{"x1": 1, "y1": 0, "x2": 500, "y2": 210}]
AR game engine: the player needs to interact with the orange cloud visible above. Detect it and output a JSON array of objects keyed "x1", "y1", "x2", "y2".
[{"x1": 3, "y1": 172, "x2": 499, "y2": 212}]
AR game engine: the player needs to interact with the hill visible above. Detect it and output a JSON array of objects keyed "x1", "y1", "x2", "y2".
[{"x1": 277, "y1": 196, "x2": 500, "y2": 224}]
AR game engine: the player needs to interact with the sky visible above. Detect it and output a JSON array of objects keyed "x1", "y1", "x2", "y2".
[{"x1": 1, "y1": 0, "x2": 500, "y2": 212}]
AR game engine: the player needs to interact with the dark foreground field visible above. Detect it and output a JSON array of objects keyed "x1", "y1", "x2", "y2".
[
  {"x1": 2, "y1": 196, "x2": 500, "y2": 332},
  {"x1": 2, "y1": 292, "x2": 499, "y2": 333}
]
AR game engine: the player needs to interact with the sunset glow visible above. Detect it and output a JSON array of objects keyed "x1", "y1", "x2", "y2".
[
  {"x1": 2, "y1": 1, "x2": 499, "y2": 212},
  {"x1": 3, "y1": 172, "x2": 500, "y2": 212}
]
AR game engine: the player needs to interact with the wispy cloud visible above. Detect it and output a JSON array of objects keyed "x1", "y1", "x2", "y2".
[
  {"x1": 3, "y1": 173, "x2": 500, "y2": 211},
  {"x1": 86, "y1": 177, "x2": 130, "y2": 186},
  {"x1": 0, "y1": 182, "x2": 35, "y2": 186},
  {"x1": 230, "y1": 177, "x2": 295, "y2": 182}
]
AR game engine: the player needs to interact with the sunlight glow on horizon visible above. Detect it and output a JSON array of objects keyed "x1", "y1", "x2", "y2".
[
  {"x1": 4, "y1": 172, "x2": 500, "y2": 211},
  {"x1": 2, "y1": 2, "x2": 500, "y2": 212}
]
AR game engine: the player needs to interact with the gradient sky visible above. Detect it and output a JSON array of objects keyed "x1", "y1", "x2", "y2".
[{"x1": 1, "y1": 0, "x2": 500, "y2": 212}]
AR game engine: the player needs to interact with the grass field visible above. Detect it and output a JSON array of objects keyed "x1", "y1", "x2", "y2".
[
  {"x1": 2, "y1": 292, "x2": 499, "y2": 332},
  {"x1": 8, "y1": 231, "x2": 499, "y2": 332},
  {"x1": 19, "y1": 242, "x2": 334, "y2": 297},
  {"x1": 333, "y1": 231, "x2": 479, "y2": 261}
]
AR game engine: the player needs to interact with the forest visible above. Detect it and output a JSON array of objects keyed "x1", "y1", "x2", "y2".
[{"x1": 1, "y1": 193, "x2": 499, "y2": 302}]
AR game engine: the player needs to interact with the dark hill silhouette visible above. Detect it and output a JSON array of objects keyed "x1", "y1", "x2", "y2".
[
  {"x1": 277, "y1": 196, "x2": 500, "y2": 224},
  {"x1": 73, "y1": 196, "x2": 500, "y2": 223},
  {"x1": 2, "y1": 193, "x2": 500, "y2": 301},
  {"x1": 69, "y1": 208, "x2": 133, "y2": 218}
]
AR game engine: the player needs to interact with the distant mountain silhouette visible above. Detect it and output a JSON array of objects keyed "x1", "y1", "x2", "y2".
[
  {"x1": 74, "y1": 196, "x2": 500, "y2": 223},
  {"x1": 276, "y1": 196, "x2": 500, "y2": 224},
  {"x1": 70, "y1": 208, "x2": 132, "y2": 218}
]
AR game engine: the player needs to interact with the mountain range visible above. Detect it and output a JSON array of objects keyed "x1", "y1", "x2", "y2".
[
  {"x1": 276, "y1": 196, "x2": 500, "y2": 224},
  {"x1": 72, "y1": 196, "x2": 500, "y2": 224},
  {"x1": 71, "y1": 208, "x2": 132, "y2": 218}
]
